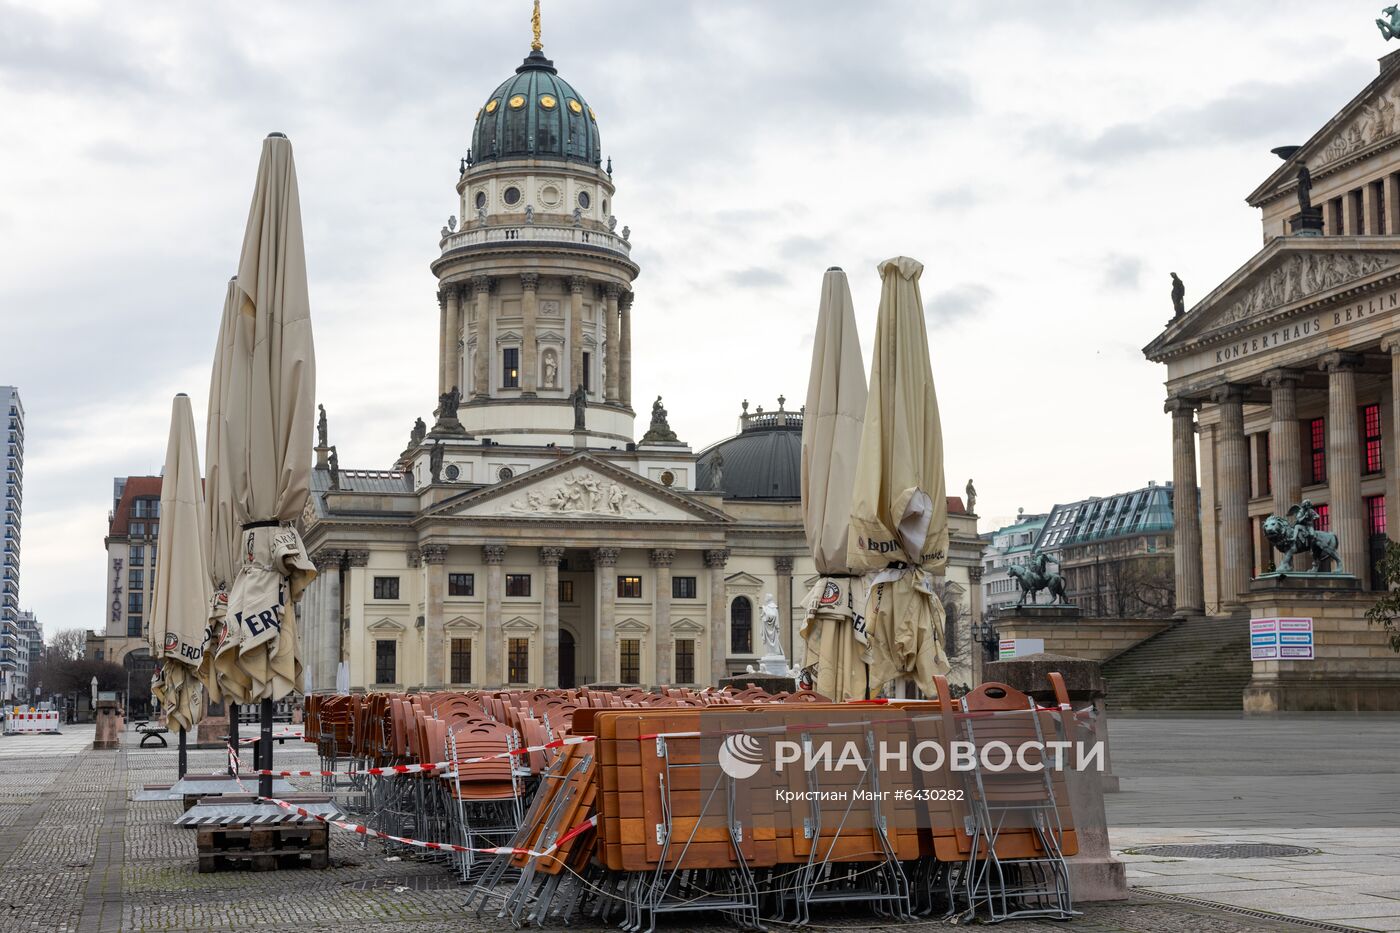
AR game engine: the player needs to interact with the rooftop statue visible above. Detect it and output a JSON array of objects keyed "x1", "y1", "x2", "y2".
[
  {"x1": 429, "y1": 442, "x2": 444, "y2": 485},
  {"x1": 317, "y1": 404, "x2": 328, "y2": 448},
  {"x1": 640, "y1": 395, "x2": 678, "y2": 444},
  {"x1": 1263, "y1": 499, "x2": 1344, "y2": 572},
  {"x1": 438, "y1": 385, "x2": 461, "y2": 420},
  {"x1": 1379, "y1": 6, "x2": 1400, "y2": 40},
  {"x1": 569, "y1": 384, "x2": 587, "y2": 430},
  {"x1": 1296, "y1": 164, "x2": 1314, "y2": 213},
  {"x1": 1170, "y1": 273, "x2": 1185, "y2": 318},
  {"x1": 327, "y1": 446, "x2": 340, "y2": 491},
  {"x1": 411, "y1": 417, "x2": 427, "y2": 447},
  {"x1": 965, "y1": 478, "x2": 977, "y2": 514}
]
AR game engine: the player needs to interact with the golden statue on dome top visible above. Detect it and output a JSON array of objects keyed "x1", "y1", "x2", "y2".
[{"x1": 531, "y1": 0, "x2": 543, "y2": 51}]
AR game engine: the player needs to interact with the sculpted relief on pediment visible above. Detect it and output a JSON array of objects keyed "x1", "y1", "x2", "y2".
[
  {"x1": 1319, "y1": 83, "x2": 1400, "y2": 168},
  {"x1": 1214, "y1": 253, "x2": 1394, "y2": 328},
  {"x1": 504, "y1": 470, "x2": 661, "y2": 518}
]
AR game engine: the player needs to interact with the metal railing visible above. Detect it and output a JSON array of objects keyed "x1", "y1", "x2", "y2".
[{"x1": 440, "y1": 222, "x2": 631, "y2": 258}]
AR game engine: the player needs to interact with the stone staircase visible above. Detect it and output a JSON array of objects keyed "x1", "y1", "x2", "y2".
[{"x1": 1101, "y1": 617, "x2": 1251, "y2": 711}]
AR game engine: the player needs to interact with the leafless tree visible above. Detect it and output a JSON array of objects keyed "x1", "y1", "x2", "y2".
[{"x1": 48, "y1": 628, "x2": 89, "y2": 661}]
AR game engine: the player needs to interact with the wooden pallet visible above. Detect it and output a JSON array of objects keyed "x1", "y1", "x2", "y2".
[{"x1": 196, "y1": 823, "x2": 329, "y2": 872}]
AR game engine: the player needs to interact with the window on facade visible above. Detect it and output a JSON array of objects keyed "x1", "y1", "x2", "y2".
[
  {"x1": 508, "y1": 637, "x2": 530, "y2": 683},
  {"x1": 1363, "y1": 403, "x2": 1383, "y2": 475},
  {"x1": 1309, "y1": 418, "x2": 1327, "y2": 484},
  {"x1": 731, "y1": 596, "x2": 752, "y2": 654},
  {"x1": 559, "y1": 580, "x2": 574, "y2": 603},
  {"x1": 127, "y1": 615, "x2": 142, "y2": 639},
  {"x1": 1316, "y1": 503, "x2": 1331, "y2": 531},
  {"x1": 503, "y1": 347, "x2": 520, "y2": 388},
  {"x1": 672, "y1": 576, "x2": 697, "y2": 599},
  {"x1": 582, "y1": 351, "x2": 592, "y2": 391},
  {"x1": 620, "y1": 638, "x2": 640, "y2": 684},
  {"x1": 448, "y1": 573, "x2": 474, "y2": 596},
  {"x1": 375, "y1": 639, "x2": 397, "y2": 684},
  {"x1": 675, "y1": 639, "x2": 695, "y2": 684},
  {"x1": 1262, "y1": 431, "x2": 1272, "y2": 496},
  {"x1": 150, "y1": 543, "x2": 158, "y2": 568},
  {"x1": 128, "y1": 592, "x2": 143, "y2": 614},
  {"x1": 129, "y1": 569, "x2": 144, "y2": 591},
  {"x1": 150, "y1": 522, "x2": 158, "y2": 538},
  {"x1": 617, "y1": 575, "x2": 642, "y2": 598},
  {"x1": 373, "y1": 576, "x2": 400, "y2": 600},
  {"x1": 1367, "y1": 494, "x2": 1387, "y2": 537},
  {"x1": 506, "y1": 574, "x2": 531, "y2": 597},
  {"x1": 450, "y1": 637, "x2": 472, "y2": 683},
  {"x1": 129, "y1": 545, "x2": 144, "y2": 567},
  {"x1": 130, "y1": 522, "x2": 145, "y2": 537}
]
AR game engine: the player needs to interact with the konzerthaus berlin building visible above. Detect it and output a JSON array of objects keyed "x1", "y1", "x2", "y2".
[
  {"x1": 1145, "y1": 49, "x2": 1400, "y2": 616},
  {"x1": 298, "y1": 36, "x2": 983, "y2": 693}
]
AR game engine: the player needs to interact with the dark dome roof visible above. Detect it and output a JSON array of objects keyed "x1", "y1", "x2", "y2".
[
  {"x1": 697, "y1": 410, "x2": 804, "y2": 500},
  {"x1": 471, "y1": 50, "x2": 601, "y2": 166}
]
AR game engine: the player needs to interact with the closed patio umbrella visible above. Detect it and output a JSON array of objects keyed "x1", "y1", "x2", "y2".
[
  {"x1": 214, "y1": 132, "x2": 318, "y2": 790},
  {"x1": 847, "y1": 256, "x2": 950, "y2": 698},
  {"x1": 149, "y1": 394, "x2": 212, "y2": 776},
  {"x1": 798, "y1": 267, "x2": 870, "y2": 701}
]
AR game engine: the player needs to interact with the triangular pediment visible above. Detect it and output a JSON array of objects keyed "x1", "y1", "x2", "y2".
[
  {"x1": 725, "y1": 571, "x2": 764, "y2": 588},
  {"x1": 672, "y1": 617, "x2": 705, "y2": 635},
  {"x1": 503, "y1": 616, "x2": 537, "y2": 634},
  {"x1": 617, "y1": 617, "x2": 650, "y2": 634},
  {"x1": 445, "y1": 616, "x2": 481, "y2": 633},
  {"x1": 1250, "y1": 63, "x2": 1400, "y2": 205},
  {"x1": 426, "y1": 453, "x2": 730, "y2": 523},
  {"x1": 368, "y1": 617, "x2": 406, "y2": 633},
  {"x1": 1145, "y1": 240, "x2": 1400, "y2": 361}
]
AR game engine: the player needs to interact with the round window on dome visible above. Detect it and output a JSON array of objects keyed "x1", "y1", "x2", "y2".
[
  {"x1": 504, "y1": 187, "x2": 521, "y2": 206},
  {"x1": 602, "y1": 199, "x2": 609, "y2": 215},
  {"x1": 539, "y1": 94, "x2": 557, "y2": 110},
  {"x1": 445, "y1": 464, "x2": 460, "y2": 482},
  {"x1": 567, "y1": 98, "x2": 582, "y2": 114},
  {"x1": 660, "y1": 470, "x2": 675, "y2": 487},
  {"x1": 474, "y1": 191, "x2": 486, "y2": 210},
  {"x1": 541, "y1": 185, "x2": 561, "y2": 208},
  {"x1": 485, "y1": 98, "x2": 500, "y2": 113},
  {"x1": 498, "y1": 467, "x2": 514, "y2": 482},
  {"x1": 509, "y1": 95, "x2": 526, "y2": 110},
  {"x1": 578, "y1": 191, "x2": 591, "y2": 210}
]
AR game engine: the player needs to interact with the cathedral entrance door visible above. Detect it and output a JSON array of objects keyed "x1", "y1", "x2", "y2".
[{"x1": 559, "y1": 629, "x2": 576, "y2": 689}]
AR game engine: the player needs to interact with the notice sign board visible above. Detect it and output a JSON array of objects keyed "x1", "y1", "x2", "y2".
[
  {"x1": 1250, "y1": 617, "x2": 1314, "y2": 661},
  {"x1": 998, "y1": 637, "x2": 1045, "y2": 660}
]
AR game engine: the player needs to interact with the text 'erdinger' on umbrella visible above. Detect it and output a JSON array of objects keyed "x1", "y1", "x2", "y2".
[
  {"x1": 799, "y1": 267, "x2": 871, "y2": 702},
  {"x1": 149, "y1": 393, "x2": 212, "y2": 777},
  {"x1": 847, "y1": 256, "x2": 951, "y2": 698},
  {"x1": 211, "y1": 132, "x2": 318, "y2": 797}
]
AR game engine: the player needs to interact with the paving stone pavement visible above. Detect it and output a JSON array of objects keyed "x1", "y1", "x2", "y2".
[{"x1": 0, "y1": 723, "x2": 1365, "y2": 932}]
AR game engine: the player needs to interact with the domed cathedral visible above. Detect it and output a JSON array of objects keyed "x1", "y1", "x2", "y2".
[{"x1": 296, "y1": 8, "x2": 984, "y2": 695}]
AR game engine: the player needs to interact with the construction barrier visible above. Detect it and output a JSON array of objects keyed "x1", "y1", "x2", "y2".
[{"x1": 4, "y1": 710, "x2": 61, "y2": 735}]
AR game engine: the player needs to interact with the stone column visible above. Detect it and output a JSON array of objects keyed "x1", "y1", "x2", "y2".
[
  {"x1": 705, "y1": 548, "x2": 730, "y2": 685},
  {"x1": 604, "y1": 284, "x2": 620, "y2": 404},
  {"x1": 521, "y1": 273, "x2": 539, "y2": 395},
  {"x1": 1322, "y1": 352, "x2": 1368, "y2": 584},
  {"x1": 774, "y1": 555, "x2": 794, "y2": 659},
  {"x1": 1165, "y1": 399, "x2": 1204, "y2": 616},
  {"x1": 344, "y1": 549, "x2": 370, "y2": 686},
  {"x1": 421, "y1": 544, "x2": 448, "y2": 687},
  {"x1": 650, "y1": 549, "x2": 675, "y2": 684},
  {"x1": 1343, "y1": 191, "x2": 1359, "y2": 235},
  {"x1": 311, "y1": 550, "x2": 344, "y2": 691},
  {"x1": 594, "y1": 548, "x2": 619, "y2": 682},
  {"x1": 471, "y1": 275, "x2": 491, "y2": 399},
  {"x1": 436, "y1": 287, "x2": 450, "y2": 395},
  {"x1": 483, "y1": 544, "x2": 506, "y2": 686},
  {"x1": 1366, "y1": 181, "x2": 1382, "y2": 235},
  {"x1": 619, "y1": 290, "x2": 634, "y2": 408},
  {"x1": 569, "y1": 276, "x2": 586, "y2": 393},
  {"x1": 444, "y1": 285, "x2": 462, "y2": 395},
  {"x1": 540, "y1": 546, "x2": 566, "y2": 687},
  {"x1": 1386, "y1": 174, "x2": 1400, "y2": 236},
  {"x1": 1211, "y1": 385, "x2": 1251, "y2": 608},
  {"x1": 1262, "y1": 370, "x2": 1303, "y2": 518},
  {"x1": 1383, "y1": 333, "x2": 1400, "y2": 542}
]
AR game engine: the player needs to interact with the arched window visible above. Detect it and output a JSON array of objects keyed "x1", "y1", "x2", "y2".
[{"x1": 730, "y1": 596, "x2": 752, "y2": 654}]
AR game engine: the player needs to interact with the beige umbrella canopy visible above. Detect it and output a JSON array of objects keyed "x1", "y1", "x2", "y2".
[
  {"x1": 148, "y1": 394, "x2": 212, "y2": 731},
  {"x1": 214, "y1": 133, "x2": 317, "y2": 704},
  {"x1": 200, "y1": 277, "x2": 245, "y2": 705},
  {"x1": 799, "y1": 267, "x2": 870, "y2": 701},
  {"x1": 847, "y1": 256, "x2": 950, "y2": 697}
]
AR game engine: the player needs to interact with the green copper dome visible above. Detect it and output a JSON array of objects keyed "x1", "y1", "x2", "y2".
[{"x1": 470, "y1": 50, "x2": 601, "y2": 166}]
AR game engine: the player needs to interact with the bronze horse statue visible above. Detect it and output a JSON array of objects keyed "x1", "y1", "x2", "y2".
[
  {"x1": 1006, "y1": 562, "x2": 1071, "y2": 607},
  {"x1": 1262, "y1": 514, "x2": 1343, "y2": 572}
]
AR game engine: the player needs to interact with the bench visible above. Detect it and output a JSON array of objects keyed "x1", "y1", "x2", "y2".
[{"x1": 136, "y1": 722, "x2": 170, "y2": 748}]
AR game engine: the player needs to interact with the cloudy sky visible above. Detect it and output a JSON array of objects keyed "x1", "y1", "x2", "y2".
[{"x1": 1, "y1": 0, "x2": 1393, "y2": 638}]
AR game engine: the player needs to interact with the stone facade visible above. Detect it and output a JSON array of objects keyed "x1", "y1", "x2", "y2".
[{"x1": 88, "y1": 476, "x2": 161, "y2": 670}]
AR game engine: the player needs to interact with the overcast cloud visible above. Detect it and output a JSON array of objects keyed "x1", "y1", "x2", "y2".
[{"x1": 0, "y1": 0, "x2": 1393, "y2": 639}]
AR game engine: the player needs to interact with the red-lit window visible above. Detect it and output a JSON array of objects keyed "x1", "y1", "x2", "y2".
[
  {"x1": 1309, "y1": 418, "x2": 1326, "y2": 484},
  {"x1": 1362, "y1": 404, "x2": 1383, "y2": 475},
  {"x1": 1315, "y1": 503, "x2": 1330, "y2": 531},
  {"x1": 1367, "y1": 495, "x2": 1387, "y2": 536}
]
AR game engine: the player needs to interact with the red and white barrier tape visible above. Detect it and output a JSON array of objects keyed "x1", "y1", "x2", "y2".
[
  {"x1": 238, "y1": 732, "x2": 302, "y2": 745},
  {"x1": 637, "y1": 704, "x2": 1096, "y2": 742},
  {"x1": 255, "y1": 793, "x2": 597, "y2": 858},
  {"x1": 244, "y1": 734, "x2": 596, "y2": 778}
]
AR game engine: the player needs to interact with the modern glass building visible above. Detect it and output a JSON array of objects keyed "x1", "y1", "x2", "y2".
[{"x1": 1, "y1": 387, "x2": 23, "y2": 699}]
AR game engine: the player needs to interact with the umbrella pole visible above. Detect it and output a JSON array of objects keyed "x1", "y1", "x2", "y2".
[
  {"x1": 178, "y1": 727, "x2": 188, "y2": 778},
  {"x1": 258, "y1": 698, "x2": 273, "y2": 798},
  {"x1": 227, "y1": 703, "x2": 239, "y2": 776}
]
